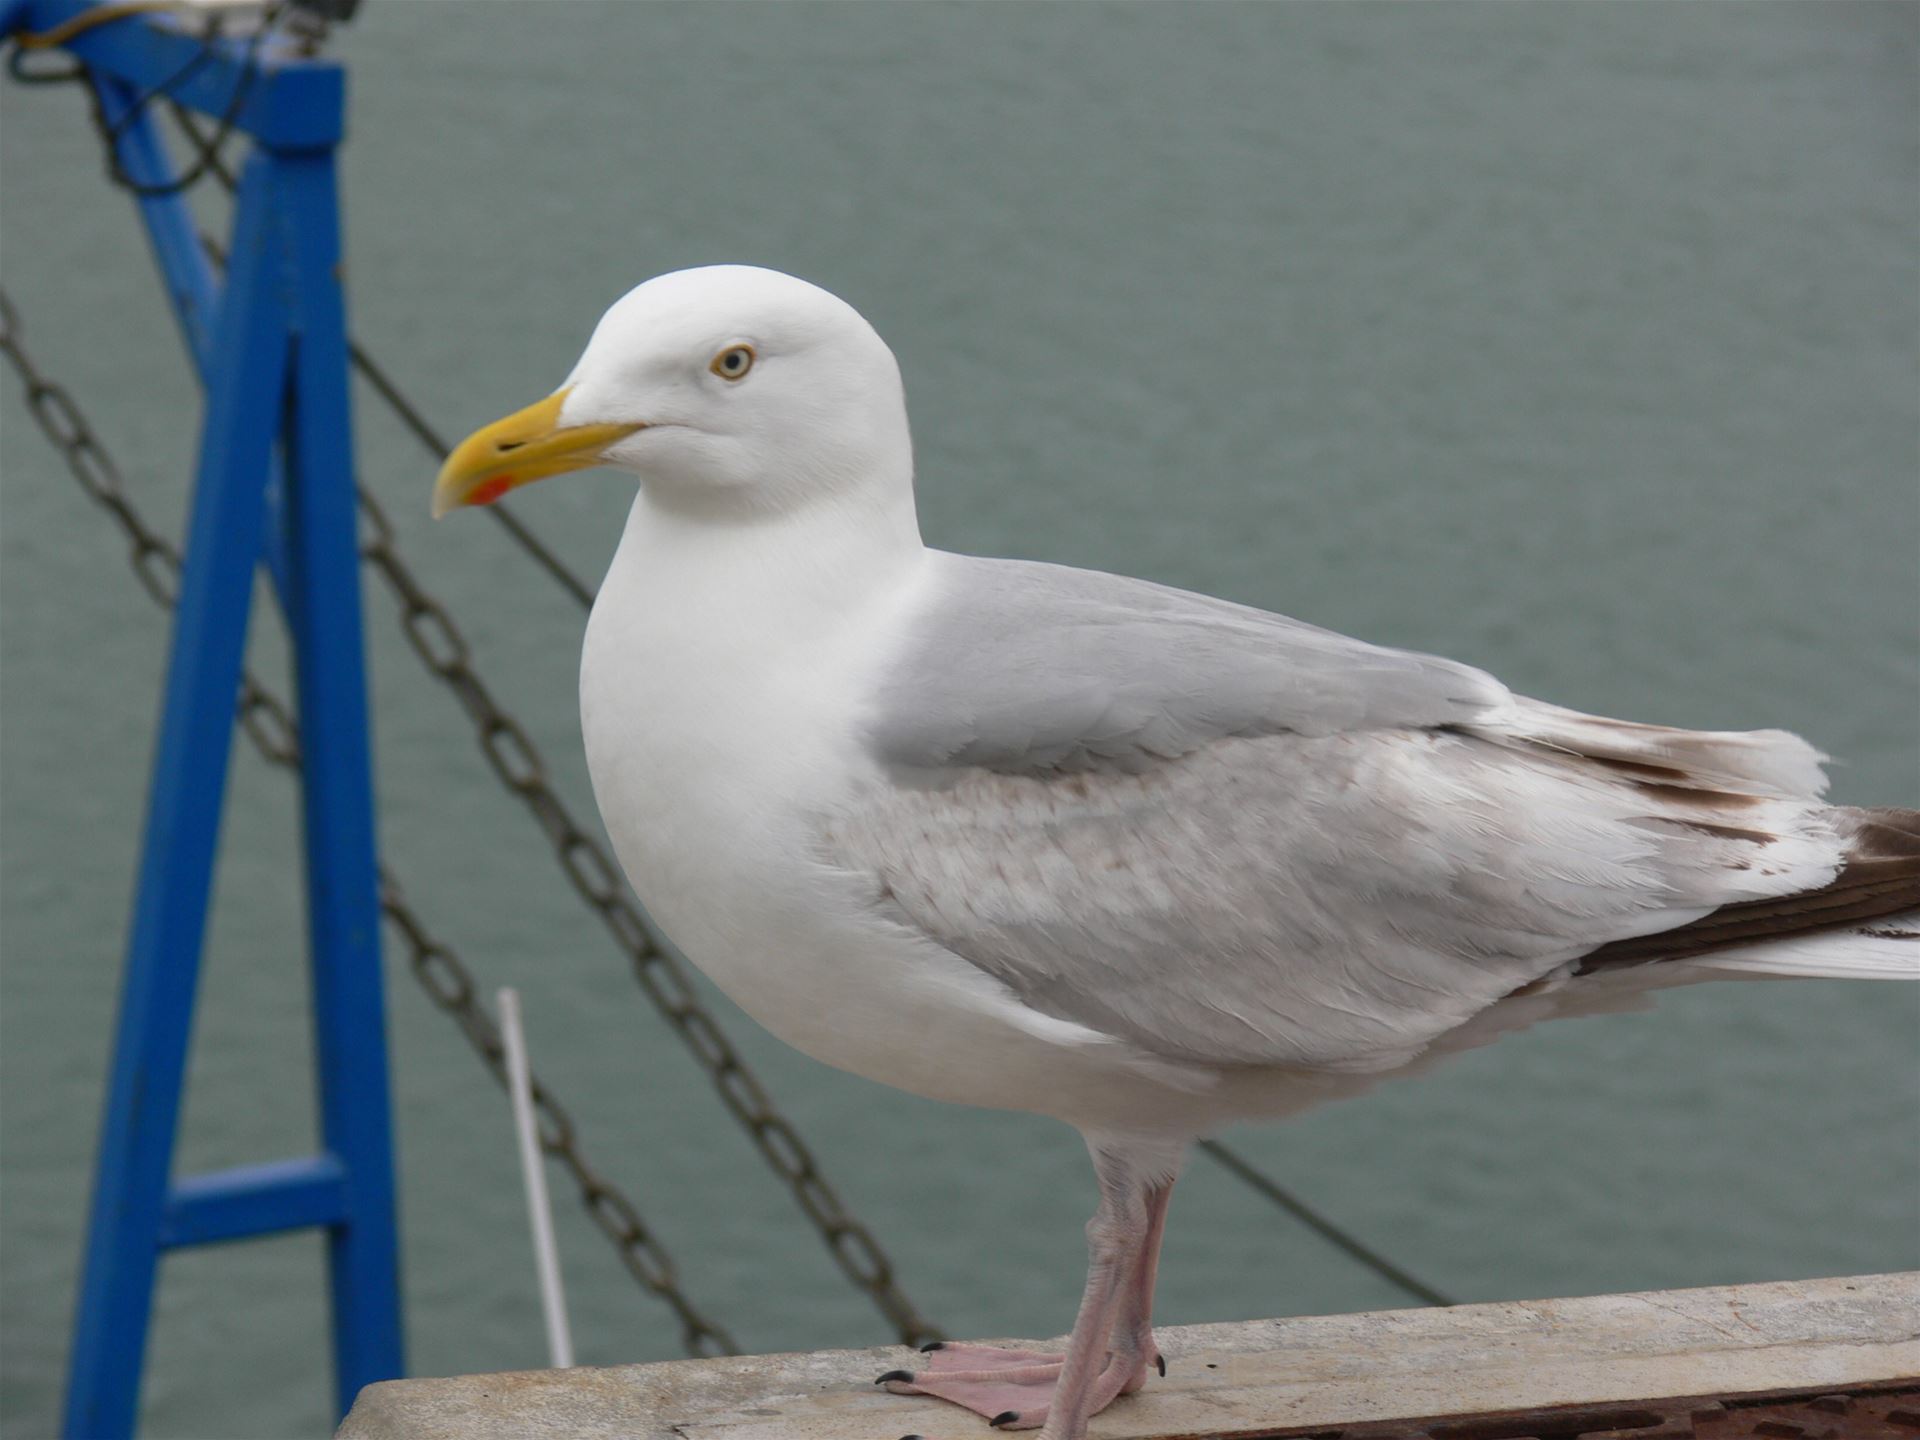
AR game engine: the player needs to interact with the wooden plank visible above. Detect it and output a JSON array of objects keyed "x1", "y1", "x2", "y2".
[{"x1": 337, "y1": 1273, "x2": 1920, "y2": 1440}]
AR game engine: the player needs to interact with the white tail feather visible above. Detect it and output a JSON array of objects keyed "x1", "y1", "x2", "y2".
[{"x1": 1688, "y1": 916, "x2": 1920, "y2": 981}]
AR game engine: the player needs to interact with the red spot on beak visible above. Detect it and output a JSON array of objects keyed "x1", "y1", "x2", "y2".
[{"x1": 470, "y1": 476, "x2": 514, "y2": 506}]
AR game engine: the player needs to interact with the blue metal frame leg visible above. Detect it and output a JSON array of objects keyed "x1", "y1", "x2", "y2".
[
  {"x1": 29, "y1": 8, "x2": 407, "y2": 1433},
  {"x1": 279, "y1": 145, "x2": 405, "y2": 1417},
  {"x1": 63, "y1": 149, "x2": 296, "y2": 1440}
]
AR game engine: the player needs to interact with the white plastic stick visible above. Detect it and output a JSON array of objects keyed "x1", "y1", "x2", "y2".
[{"x1": 497, "y1": 987, "x2": 574, "y2": 1368}]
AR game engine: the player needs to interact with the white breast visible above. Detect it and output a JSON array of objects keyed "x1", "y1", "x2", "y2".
[{"x1": 578, "y1": 491, "x2": 1207, "y2": 1129}]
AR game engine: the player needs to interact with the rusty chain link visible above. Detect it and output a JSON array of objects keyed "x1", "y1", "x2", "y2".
[
  {"x1": 354, "y1": 483, "x2": 942, "y2": 1346},
  {"x1": 0, "y1": 291, "x2": 184, "y2": 605},
  {"x1": 0, "y1": 284, "x2": 741, "y2": 1357}
]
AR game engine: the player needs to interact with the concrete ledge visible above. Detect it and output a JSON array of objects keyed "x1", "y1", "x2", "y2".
[{"x1": 337, "y1": 1272, "x2": 1919, "y2": 1439}]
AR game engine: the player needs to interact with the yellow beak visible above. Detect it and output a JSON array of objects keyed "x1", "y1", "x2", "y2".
[{"x1": 431, "y1": 388, "x2": 643, "y2": 518}]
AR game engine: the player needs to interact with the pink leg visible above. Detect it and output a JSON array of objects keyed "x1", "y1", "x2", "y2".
[
  {"x1": 879, "y1": 1149, "x2": 1180, "y2": 1440},
  {"x1": 1112, "y1": 1179, "x2": 1174, "y2": 1395}
]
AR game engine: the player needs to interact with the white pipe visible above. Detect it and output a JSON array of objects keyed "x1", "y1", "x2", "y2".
[{"x1": 497, "y1": 987, "x2": 575, "y2": 1368}]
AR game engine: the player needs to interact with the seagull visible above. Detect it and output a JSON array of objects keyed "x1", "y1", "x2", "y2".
[{"x1": 433, "y1": 264, "x2": 1919, "y2": 1440}]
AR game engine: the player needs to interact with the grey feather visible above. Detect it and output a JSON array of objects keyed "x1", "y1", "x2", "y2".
[{"x1": 865, "y1": 554, "x2": 1510, "y2": 773}]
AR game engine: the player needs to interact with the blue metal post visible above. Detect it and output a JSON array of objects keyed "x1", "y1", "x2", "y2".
[
  {"x1": 61, "y1": 146, "x2": 296, "y2": 1440},
  {"x1": 278, "y1": 145, "x2": 405, "y2": 1416},
  {"x1": 6, "y1": 4, "x2": 407, "y2": 1433},
  {"x1": 89, "y1": 76, "x2": 296, "y2": 599}
]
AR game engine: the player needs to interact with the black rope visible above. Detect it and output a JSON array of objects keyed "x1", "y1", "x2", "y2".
[
  {"x1": 6, "y1": 3, "x2": 277, "y2": 198},
  {"x1": 92, "y1": 14, "x2": 275, "y2": 199},
  {"x1": 6, "y1": 43, "x2": 86, "y2": 85},
  {"x1": 1198, "y1": 1139, "x2": 1455, "y2": 1307}
]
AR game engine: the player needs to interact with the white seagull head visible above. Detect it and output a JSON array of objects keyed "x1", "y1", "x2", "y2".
[{"x1": 433, "y1": 265, "x2": 912, "y2": 519}]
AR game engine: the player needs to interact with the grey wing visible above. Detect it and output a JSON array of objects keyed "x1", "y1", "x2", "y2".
[
  {"x1": 825, "y1": 727, "x2": 1846, "y2": 1072},
  {"x1": 832, "y1": 556, "x2": 1846, "y2": 1073},
  {"x1": 866, "y1": 553, "x2": 1510, "y2": 773}
]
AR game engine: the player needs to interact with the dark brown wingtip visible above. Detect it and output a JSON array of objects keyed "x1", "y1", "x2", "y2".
[{"x1": 1576, "y1": 805, "x2": 1920, "y2": 972}]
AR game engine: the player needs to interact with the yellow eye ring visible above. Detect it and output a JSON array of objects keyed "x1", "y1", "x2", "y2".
[{"x1": 710, "y1": 344, "x2": 755, "y2": 380}]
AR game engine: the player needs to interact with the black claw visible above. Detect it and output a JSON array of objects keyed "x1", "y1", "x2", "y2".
[
  {"x1": 1156, "y1": 1354, "x2": 1167, "y2": 1377},
  {"x1": 875, "y1": 1368, "x2": 915, "y2": 1385},
  {"x1": 989, "y1": 1411, "x2": 1020, "y2": 1429},
  {"x1": 900, "y1": 1435, "x2": 925, "y2": 1440},
  {"x1": 918, "y1": 1339, "x2": 946, "y2": 1353}
]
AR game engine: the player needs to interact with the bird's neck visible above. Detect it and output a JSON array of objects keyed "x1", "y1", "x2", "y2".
[{"x1": 603, "y1": 474, "x2": 927, "y2": 632}]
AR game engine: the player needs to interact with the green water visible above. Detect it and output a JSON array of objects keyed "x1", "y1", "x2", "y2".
[{"x1": 3, "y1": 4, "x2": 1915, "y2": 1436}]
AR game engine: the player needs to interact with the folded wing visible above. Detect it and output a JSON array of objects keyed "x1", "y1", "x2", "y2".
[{"x1": 824, "y1": 554, "x2": 1913, "y2": 1075}]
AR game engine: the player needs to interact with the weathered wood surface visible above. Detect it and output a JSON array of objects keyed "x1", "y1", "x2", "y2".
[{"x1": 337, "y1": 1272, "x2": 1919, "y2": 1439}]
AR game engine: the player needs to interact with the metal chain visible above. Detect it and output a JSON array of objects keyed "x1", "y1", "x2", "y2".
[
  {"x1": 375, "y1": 868, "x2": 738, "y2": 1357},
  {"x1": 0, "y1": 292, "x2": 184, "y2": 606},
  {"x1": 344, "y1": 334, "x2": 596, "y2": 611},
  {"x1": 0, "y1": 285, "x2": 739, "y2": 1358},
  {"x1": 355, "y1": 484, "x2": 942, "y2": 1346}
]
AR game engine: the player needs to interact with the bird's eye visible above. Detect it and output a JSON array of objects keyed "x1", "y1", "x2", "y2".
[{"x1": 710, "y1": 345, "x2": 755, "y2": 380}]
